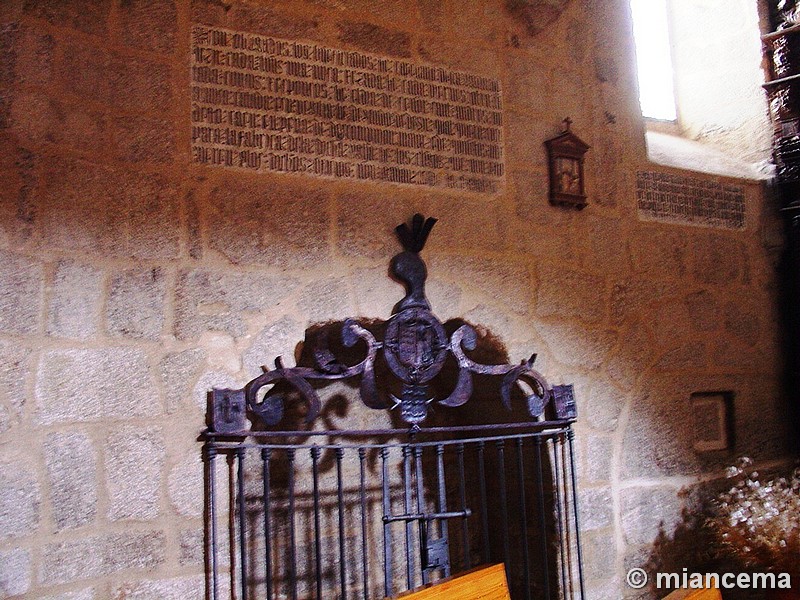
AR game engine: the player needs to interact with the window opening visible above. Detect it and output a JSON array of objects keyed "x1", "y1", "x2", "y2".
[{"x1": 630, "y1": 0, "x2": 678, "y2": 121}]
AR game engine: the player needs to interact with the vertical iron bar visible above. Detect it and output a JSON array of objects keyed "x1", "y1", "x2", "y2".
[
  {"x1": 435, "y1": 444, "x2": 450, "y2": 577},
  {"x1": 311, "y1": 446, "x2": 322, "y2": 600},
  {"x1": 496, "y1": 440, "x2": 510, "y2": 570},
  {"x1": 287, "y1": 448, "x2": 297, "y2": 600},
  {"x1": 336, "y1": 447, "x2": 347, "y2": 600},
  {"x1": 550, "y1": 435, "x2": 568, "y2": 599},
  {"x1": 516, "y1": 438, "x2": 531, "y2": 600},
  {"x1": 456, "y1": 443, "x2": 470, "y2": 571},
  {"x1": 206, "y1": 444, "x2": 219, "y2": 600},
  {"x1": 534, "y1": 437, "x2": 551, "y2": 599},
  {"x1": 476, "y1": 441, "x2": 490, "y2": 565},
  {"x1": 236, "y1": 448, "x2": 248, "y2": 600},
  {"x1": 359, "y1": 448, "x2": 368, "y2": 600},
  {"x1": 561, "y1": 432, "x2": 575, "y2": 599},
  {"x1": 381, "y1": 447, "x2": 393, "y2": 598},
  {"x1": 261, "y1": 448, "x2": 273, "y2": 600},
  {"x1": 413, "y1": 446, "x2": 428, "y2": 586},
  {"x1": 402, "y1": 445, "x2": 415, "y2": 590},
  {"x1": 568, "y1": 429, "x2": 586, "y2": 599}
]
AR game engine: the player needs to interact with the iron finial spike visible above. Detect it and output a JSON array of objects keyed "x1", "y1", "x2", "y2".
[{"x1": 395, "y1": 214, "x2": 437, "y2": 253}]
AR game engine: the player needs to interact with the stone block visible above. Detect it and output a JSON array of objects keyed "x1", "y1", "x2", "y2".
[
  {"x1": 604, "y1": 320, "x2": 655, "y2": 391},
  {"x1": 337, "y1": 191, "x2": 423, "y2": 260},
  {"x1": 200, "y1": 332, "x2": 241, "y2": 373},
  {"x1": 40, "y1": 530, "x2": 165, "y2": 586},
  {"x1": 610, "y1": 278, "x2": 677, "y2": 327},
  {"x1": 36, "y1": 347, "x2": 161, "y2": 424},
  {"x1": 35, "y1": 159, "x2": 124, "y2": 254},
  {"x1": 583, "y1": 433, "x2": 613, "y2": 482},
  {"x1": 105, "y1": 426, "x2": 165, "y2": 521},
  {"x1": 582, "y1": 381, "x2": 623, "y2": 432},
  {"x1": 653, "y1": 341, "x2": 707, "y2": 371},
  {"x1": 723, "y1": 300, "x2": 760, "y2": 345},
  {"x1": 0, "y1": 547, "x2": 30, "y2": 596},
  {"x1": 0, "y1": 460, "x2": 39, "y2": 538},
  {"x1": 536, "y1": 266, "x2": 606, "y2": 323},
  {"x1": 630, "y1": 227, "x2": 687, "y2": 279},
  {"x1": 168, "y1": 454, "x2": 203, "y2": 518},
  {"x1": 38, "y1": 589, "x2": 95, "y2": 600},
  {"x1": 426, "y1": 197, "x2": 509, "y2": 254},
  {"x1": 587, "y1": 217, "x2": 631, "y2": 275},
  {"x1": 23, "y1": 0, "x2": 109, "y2": 36},
  {"x1": 684, "y1": 289, "x2": 720, "y2": 332},
  {"x1": 47, "y1": 259, "x2": 103, "y2": 339},
  {"x1": 351, "y1": 265, "x2": 406, "y2": 318},
  {"x1": 0, "y1": 144, "x2": 36, "y2": 246},
  {"x1": 158, "y1": 349, "x2": 207, "y2": 413},
  {"x1": 0, "y1": 24, "x2": 17, "y2": 89},
  {"x1": 113, "y1": 575, "x2": 205, "y2": 600},
  {"x1": 337, "y1": 21, "x2": 411, "y2": 58},
  {"x1": 179, "y1": 528, "x2": 204, "y2": 566},
  {"x1": 118, "y1": 0, "x2": 177, "y2": 53},
  {"x1": 107, "y1": 267, "x2": 167, "y2": 340},
  {"x1": 622, "y1": 390, "x2": 698, "y2": 479},
  {"x1": 535, "y1": 322, "x2": 617, "y2": 370},
  {"x1": 35, "y1": 159, "x2": 179, "y2": 259},
  {"x1": 112, "y1": 115, "x2": 176, "y2": 164},
  {"x1": 620, "y1": 486, "x2": 683, "y2": 546},
  {"x1": 507, "y1": 220, "x2": 585, "y2": 266},
  {"x1": 504, "y1": 53, "x2": 551, "y2": 112},
  {"x1": 206, "y1": 177, "x2": 330, "y2": 266},
  {"x1": 0, "y1": 340, "x2": 31, "y2": 425},
  {"x1": 174, "y1": 269, "x2": 299, "y2": 340},
  {"x1": 578, "y1": 486, "x2": 613, "y2": 531},
  {"x1": 429, "y1": 255, "x2": 532, "y2": 315},
  {"x1": 126, "y1": 174, "x2": 181, "y2": 260},
  {"x1": 44, "y1": 431, "x2": 97, "y2": 530},
  {"x1": 417, "y1": 0, "x2": 444, "y2": 32},
  {"x1": 426, "y1": 279, "x2": 464, "y2": 322},
  {"x1": 511, "y1": 169, "x2": 552, "y2": 222},
  {"x1": 691, "y1": 235, "x2": 746, "y2": 286},
  {"x1": 581, "y1": 530, "x2": 617, "y2": 581},
  {"x1": 298, "y1": 278, "x2": 352, "y2": 324},
  {"x1": 58, "y1": 43, "x2": 171, "y2": 115},
  {"x1": 10, "y1": 92, "x2": 109, "y2": 155},
  {"x1": 462, "y1": 304, "x2": 518, "y2": 350},
  {"x1": 592, "y1": 139, "x2": 623, "y2": 209},
  {"x1": 191, "y1": 2, "x2": 320, "y2": 40},
  {"x1": 0, "y1": 249, "x2": 42, "y2": 334},
  {"x1": 243, "y1": 316, "x2": 304, "y2": 377},
  {"x1": 3, "y1": 23, "x2": 55, "y2": 87},
  {"x1": 586, "y1": 578, "x2": 623, "y2": 600},
  {"x1": 505, "y1": 113, "x2": 549, "y2": 167}
]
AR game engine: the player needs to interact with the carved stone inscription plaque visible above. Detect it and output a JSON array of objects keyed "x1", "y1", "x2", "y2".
[{"x1": 191, "y1": 26, "x2": 504, "y2": 193}]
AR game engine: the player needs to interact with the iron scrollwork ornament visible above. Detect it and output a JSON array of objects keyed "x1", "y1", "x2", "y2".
[{"x1": 211, "y1": 214, "x2": 575, "y2": 432}]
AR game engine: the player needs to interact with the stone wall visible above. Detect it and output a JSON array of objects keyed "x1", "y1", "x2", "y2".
[{"x1": 0, "y1": 0, "x2": 791, "y2": 599}]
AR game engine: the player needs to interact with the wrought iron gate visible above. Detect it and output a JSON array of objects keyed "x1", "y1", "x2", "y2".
[{"x1": 202, "y1": 215, "x2": 585, "y2": 599}]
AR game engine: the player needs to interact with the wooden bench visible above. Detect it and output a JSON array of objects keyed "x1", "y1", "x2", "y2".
[
  {"x1": 662, "y1": 587, "x2": 722, "y2": 600},
  {"x1": 388, "y1": 564, "x2": 511, "y2": 600}
]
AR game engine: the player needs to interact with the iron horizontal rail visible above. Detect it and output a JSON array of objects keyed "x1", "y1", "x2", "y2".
[
  {"x1": 202, "y1": 418, "x2": 575, "y2": 440},
  {"x1": 383, "y1": 509, "x2": 472, "y2": 523},
  {"x1": 206, "y1": 428, "x2": 572, "y2": 452}
]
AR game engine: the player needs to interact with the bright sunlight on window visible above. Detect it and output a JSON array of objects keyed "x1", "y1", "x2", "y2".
[{"x1": 630, "y1": 0, "x2": 677, "y2": 121}]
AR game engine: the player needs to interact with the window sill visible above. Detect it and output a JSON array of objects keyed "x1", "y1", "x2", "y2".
[{"x1": 645, "y1": 131, "x2": 773, "y2": 182}]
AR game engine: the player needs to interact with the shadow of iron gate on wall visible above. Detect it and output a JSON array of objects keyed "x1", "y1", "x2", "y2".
[{"x1": 201, "y1": 215, "x2": 586, "y2": 599}]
